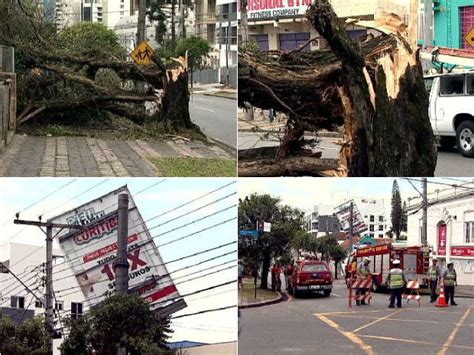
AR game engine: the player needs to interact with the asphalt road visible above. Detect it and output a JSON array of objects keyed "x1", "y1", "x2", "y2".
[
  {"x1": 190, "y1": 94, "x2": 237, "y2": 150},
  {"x1": 239, "y1": 281, "x2": 474, "y2": 355},
  {"x1": 238, "y1": 132, "x2": 341, "y2": 160},
  {"x1": 435, "y1": 146, "x2": 474, "y2": 177}
]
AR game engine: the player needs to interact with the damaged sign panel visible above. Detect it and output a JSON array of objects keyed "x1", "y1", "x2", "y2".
[{"x1": 49, "y1": 186, "x2": 186, "y2": 317}]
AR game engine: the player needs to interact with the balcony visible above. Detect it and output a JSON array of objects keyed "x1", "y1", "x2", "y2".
[{"x1": 195, "y1": 13, "x2": 218, "y2": 24}]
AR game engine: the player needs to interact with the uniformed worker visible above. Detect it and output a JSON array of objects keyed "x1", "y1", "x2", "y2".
[
  {"x1": 442, "y1": 262, "x2": 458, "y2": 306},
  {"x1": 428, "y1": 259, "x2": 441, "y2": 303},
  {"x1": 356, "y1": 257, "x2": 371, "y2": 306},
  {"x1": 385, "y1": 259, "x2": 406, "y2": 308}
]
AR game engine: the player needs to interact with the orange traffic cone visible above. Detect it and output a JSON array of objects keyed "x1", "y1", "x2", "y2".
[{"x1": 436, "y1": 283, "x2": 448, "y2": 308}]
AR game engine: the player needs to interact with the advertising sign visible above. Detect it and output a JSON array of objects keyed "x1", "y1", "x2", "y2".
[
  {"x1": 239, "y1": 0, "x2": 312, "y2": 21},
  {"x1": 49, "y1": 186, "x2": 186, "y2": 315},
  {"x1": 334, "y1": 200, "x2": 367, "y2": 235},
  {"x1": 451, "y1": 246, "x2": 474, "y2": 257},
  {"x1": 437, "y1": 224, "x2": 447, "y2": 256}
]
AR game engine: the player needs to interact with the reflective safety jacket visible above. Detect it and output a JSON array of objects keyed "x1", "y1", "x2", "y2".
[
  {"x1": 428, "y1": 266, "x2": 440, "y2": 281},
  {"x1": 357, "y1": 262, "x2": 370, "y2": 279},
  {"x1": 443, "y1": 269, "x2": 457, "y2": 287},
  {"x1": 385, "y1": 268, "x2": 406, "y2": 289}
]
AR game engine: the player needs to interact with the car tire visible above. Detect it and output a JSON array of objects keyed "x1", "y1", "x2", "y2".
[
  {"x1": 456, "y1": 121, "x2": 474, "y2": 157},
  {"x1": 324, "y1": 290, "x2": 331, "y2": 297},
  {"x1": 439, "y1": 136, "x2": 456, "y2": 150}
]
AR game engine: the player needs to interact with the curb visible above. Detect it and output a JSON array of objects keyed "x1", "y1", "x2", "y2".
[
  {"x1": 207, "y1": 137, "x2": 237, "y2": 158},
  {"x1": 202, "y1": 92, "x2": 237, "y2": 100},
  {"x1": 238, "y1": 129, "x2": 343, "y2": 138},
  {"x1": 238, "y1": 291, "x2": 285, "y2": 309}
]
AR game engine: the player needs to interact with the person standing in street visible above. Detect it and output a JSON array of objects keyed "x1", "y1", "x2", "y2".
[
  {"x1": 238, "y1": 260, "x2": 244, "y2": 290},
  {"x1": 271, "y1": 263, "x2": 282, "y2": 291},
  {"x1": 356, "y1": 257, "x2": 371, "y2": 306},
  {"x1": 442, "y1": 262, "x2": 458, "y2": 306},
  {"x1": 385, "y1": 259, "x2": 407, "y2": 308},
  {"x1": 428, "y1": 259, "x2": 441, "y2": 303}
]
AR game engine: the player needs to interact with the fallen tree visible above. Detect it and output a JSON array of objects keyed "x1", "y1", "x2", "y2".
[
  {"x1": 239, "y1": 0, "x2": 437, "y2": 177},
  {"x1": 0, "y1": 0, "x2": 196, "y2": 131}
]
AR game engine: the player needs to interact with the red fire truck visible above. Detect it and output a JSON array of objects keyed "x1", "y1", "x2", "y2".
[{"x1": 345, "y1": 242, "x2": 430, "y2": 291}]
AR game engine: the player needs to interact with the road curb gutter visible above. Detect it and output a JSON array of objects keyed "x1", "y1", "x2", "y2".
[{"x1": 238, "y1": 291, "x2": 285, "y2": 309}]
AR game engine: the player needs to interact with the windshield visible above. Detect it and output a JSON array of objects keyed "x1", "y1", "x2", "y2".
[{"x1": 302, "y1": 264, "x2": 327, "y2": 272}]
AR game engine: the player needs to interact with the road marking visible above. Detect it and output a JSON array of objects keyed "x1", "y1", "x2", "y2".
[
  {"x1": 352, "y1": 309, "x2": 403, "y2": 333},
  {"x1": 316, "y1": 314, "x2": 375, "y2": 355},
  {"x1": 360, "y1": 334, "x2": 474, "y2": 350},
  {"x1": 330, "y1": 313, "x2": 474, "y2": 327},
  {"x1": 317, "y1": 310, "x2": 391, "y2": 316},
  {"x1": 331, "y1": 293, "x2": 341, "y2": 298},
  {"x1": 195, "y1": 106, "x2": 215, "y2": 113},
  {"x1": 438, "y1": 307, "x2": 472, "y2": 355}
]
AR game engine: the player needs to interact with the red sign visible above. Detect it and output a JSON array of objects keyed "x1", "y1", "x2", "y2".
[
  {"x1": 83, "y1": 234, "x2": 138, "y2": 263},
  {"x1": 451, "y1": 246, "x2": 474, "y2": 257},
  {"x1": 438, "y1": 224, "x2": 447, "y2": 256}
]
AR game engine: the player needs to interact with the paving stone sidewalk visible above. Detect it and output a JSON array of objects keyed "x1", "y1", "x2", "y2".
[{"x1": 0, "y1": 135, "x2": 234, "y2": 177}]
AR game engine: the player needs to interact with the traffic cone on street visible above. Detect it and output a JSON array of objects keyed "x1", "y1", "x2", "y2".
[{"x1": 436, "y1": 282, "x2": 448, "y2": 308}]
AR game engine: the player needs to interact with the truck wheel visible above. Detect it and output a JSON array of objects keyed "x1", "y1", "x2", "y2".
[
  {"x1": 456, "y1": 121, "x2": 474, "y2": 157},
  {"x1": 439, "y1": 136, "x2": 456, "y2": 150}
]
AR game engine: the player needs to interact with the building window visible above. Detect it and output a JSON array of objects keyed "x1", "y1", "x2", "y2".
[
  {"x1": 11, "y1": 296, "x2": 25, "y2": 309},
  {"x1": 71, "y1": 302, "x2": 83, "y2": 319},
  {"x1": 370, "y1": 215, "x2": 375, "y2": 222},
  {"x1": 55, "y1": 301, "x2": 64, "y2": 311},
  {"x1": 378, "y1": 234, "x2": 384, "y2": 238},
  {"x1": 465, "y1": 221, "x2": 474, "y2": 243},
  {"x1": 379, "y1": 216, "x2": 384, "y2": 222},
  {"x1": 369, "y1": 225, "x2": 374, "y2": 232},
  {"x1": 378, "y1": 225, "x2": 384, "y2": 231},
  {"x1": 35, "y1": 300, "x2": 44, "y2": 308}
]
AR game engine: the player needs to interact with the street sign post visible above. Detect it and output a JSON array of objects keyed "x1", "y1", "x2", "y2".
[
  {"x1": 130, "y1": 41, "x2": 155, "y2": 65},
  {"x1": 465, "y1": 27, "x2": 474, "y2": 49},
  {"x1": 239, "y1": 229, "x2": 260, "y2": 238}
]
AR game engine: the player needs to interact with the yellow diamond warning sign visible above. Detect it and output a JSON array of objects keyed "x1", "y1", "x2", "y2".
[
  {"x1": 130, "y1": 41, "x2": 155, "y2": 65},
  {"x1": 465, "y1": 27, "x2": 474, "y2": 49}
]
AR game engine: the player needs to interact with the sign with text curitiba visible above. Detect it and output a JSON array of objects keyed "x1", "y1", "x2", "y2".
[
  {"x1": 49, "y1": 186, "x2": 186, "y2": 316},
  {"x1": 242, "y1": 0, "x2": 312, "y2": 21}
]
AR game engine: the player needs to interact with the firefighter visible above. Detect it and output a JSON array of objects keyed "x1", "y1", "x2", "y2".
[
  {"x1": 356, "y1": 257, "x2": 371, "y2": 306},
  {"x1": 442, "y1": 262, "x2": 458, "y2": 306},
  {"x1": 385, "y1": 259, "x2": 406, "y2": 308},
  {"x1": 428, "y1": 259, "x2": 441, "y2": 303}
]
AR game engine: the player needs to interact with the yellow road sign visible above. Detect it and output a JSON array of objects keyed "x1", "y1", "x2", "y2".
[
  {"x1": 130, "y1": 41, "x2": 155, "y2": 65},
  {"x1": 465, "y1": 27, "x2": 474, "y2": 49}
]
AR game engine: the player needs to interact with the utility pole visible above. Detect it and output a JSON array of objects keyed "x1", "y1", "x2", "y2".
[
  {"x1": 240, "y1": 0, "x2": 253, "y2": 119},
  {"x1": 422, "y1": 178, "x2": 428, "y2": 247},
  {"x1": 137, "y1": 0, "x2": 147, "y2": 44},
  {"x1": 171, "y1": 0, "x2": 176, "y2": 44},
  {"x1": 226, "y1": 16, "x2": 231, "y2": 85},
  {"x1": 13, "y1": 219, "x2": 83, "y2": 355},
  {"x1": 424, "y1": 0, "x2": 433, "y2": 47},
  {"x1": 349, "y1": 201, "x2": 354, "y2": 252},
  {"x1": 114, "y1": 194, "x2": 130, "y2": 294}
]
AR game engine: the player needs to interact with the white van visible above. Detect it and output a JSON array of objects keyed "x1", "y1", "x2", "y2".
[{"x1": 427, "y1": 72, "x2": 474, "y2": 157}]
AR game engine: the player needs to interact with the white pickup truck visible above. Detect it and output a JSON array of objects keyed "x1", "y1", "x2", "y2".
[{"x1": 427, "y1": 72, "x2": 474, "y2": 157}]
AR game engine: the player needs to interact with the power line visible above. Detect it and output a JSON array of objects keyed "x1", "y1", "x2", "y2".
[{"x1": 172, "y1": 305, "x2": 237, "y2": 319}]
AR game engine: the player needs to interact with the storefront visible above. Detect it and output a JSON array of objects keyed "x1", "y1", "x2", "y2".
[
  {"x1": 407, "y1": 187, "x2": 474, "y2": 286},
  {"x1": 434, "y1": 0, "x2": 474, "y2": 49}
]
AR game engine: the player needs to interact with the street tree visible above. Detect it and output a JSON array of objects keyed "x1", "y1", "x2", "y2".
[
  {"x1": 0, "y1": 0, "x2": 195, "y2": 131},
  {"x1": 316, "y1": 235, "x2": 347, "y2": 279},
  {"x1": 175, "y1": 36, "x2": 211, "y2": 88},
  {"x1": 400, "y1": 200, "x2": 408, "y2": 234},
  {"x1": 391, "y1": 180, "x2": 403, "y2": 239},
  {"x1": 0, "y1": 316, "x2": 49, "y2": 355},
  {"x1": 239, "y1": 193, "x2": 306, "y2": 289},
  {"x1": 60, "y1": 294, "x2": 174, "y2": 355}
]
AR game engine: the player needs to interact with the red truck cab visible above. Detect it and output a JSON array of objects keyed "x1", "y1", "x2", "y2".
[{"x1": 288, "y1": 260, "x2": 333, "y2": 298}]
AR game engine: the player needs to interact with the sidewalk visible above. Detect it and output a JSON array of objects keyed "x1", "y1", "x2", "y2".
[
  {"x1": 238, "y1": 278, "x2": 282, "y2": 307},
  {"x1": 0, "y1": 134, "x2": 234, "y2": 177},
  {"x1": 191, "y1": 83, "x2": 236, "y2": 99},
  {"x1": 456, "y1": 285, "x2": 474, "y2": 298}
]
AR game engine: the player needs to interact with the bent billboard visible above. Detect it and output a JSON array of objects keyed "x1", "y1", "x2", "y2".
[{"x1": 49, "y1": 186, "x2": 186, "y2": 316}]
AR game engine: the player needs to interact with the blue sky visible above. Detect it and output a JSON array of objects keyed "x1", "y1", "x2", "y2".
[{"x1": 0, "y1": 178, "x2": 237, "y2": 344}]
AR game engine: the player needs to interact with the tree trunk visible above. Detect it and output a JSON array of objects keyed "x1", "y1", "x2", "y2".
[
  {"x1": 260, "y1": 253, "x2": 271, "y2": 289},
  {"x1": 238, "y1": 2, "x2": 437, "y2": 177}
]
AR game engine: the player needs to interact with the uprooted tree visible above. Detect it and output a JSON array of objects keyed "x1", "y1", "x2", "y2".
[
  {"x1": 0, "y1": 0, "x2": 197, "y2": 132},
  {"x1": 239, "y1": 0, "x2": 437, "y2": 177}
]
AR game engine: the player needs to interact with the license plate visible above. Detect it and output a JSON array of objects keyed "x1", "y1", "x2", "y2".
[{"x1": 310, "y1": 285, "x2": 321, "y2": 290}]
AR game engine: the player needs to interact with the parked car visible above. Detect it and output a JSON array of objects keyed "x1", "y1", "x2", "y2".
[
  {"x1": 287, "y1": 260, "x2": 333, "y2": 298},
  {"x1": 426, "y1": 72, "x2": 474, "y2": 157}
]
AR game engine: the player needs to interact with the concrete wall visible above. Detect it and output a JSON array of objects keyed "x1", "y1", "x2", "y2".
[{"x1": 434, "y1": 0, "x2": 474, "y2": 48}]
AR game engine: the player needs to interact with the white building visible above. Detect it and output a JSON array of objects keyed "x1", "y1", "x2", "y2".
[
  {"x1": 240, "y1": 0, "x2": 412, "y2": 51},
  {"x1": 407, "y1": 184, "x2": 474, "y2": 286},
  {"x1": 0, "y1": 242, "x2": 86, "y2": 355},
  {"x1": 216, "y1": 0, "x2": 237, "y2": 84},
  {"x1": 304, "y1": 205, "x2": 341, "y2": 237}
]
